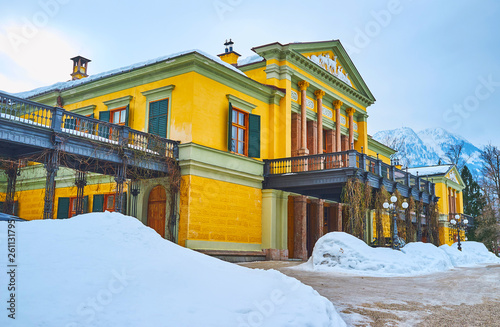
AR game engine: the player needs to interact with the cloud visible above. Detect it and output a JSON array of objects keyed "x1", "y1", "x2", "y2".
[{"x1": 0, "y1": 22, "x2": 78, "y2": 93}]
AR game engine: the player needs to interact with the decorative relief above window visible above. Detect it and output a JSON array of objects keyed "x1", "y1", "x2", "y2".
[
  {"x1": 307, "y1": 53, "x2": 353, "y2": 87},
  {"x1": 306, "y1": 99, "x2": 314, "y2": 109},
  {"x1": 291, "y1": 90, "x2": 298, "y2": 101},
  {"x1": 354, "y1": 122, "x2": 358, "y2": 131},
  {"x1": 341, "y1": 116, "x2": 346, "y2": 125},
  {"x1": 323, "y1": 108, "x2": 333, "y2": 119}
]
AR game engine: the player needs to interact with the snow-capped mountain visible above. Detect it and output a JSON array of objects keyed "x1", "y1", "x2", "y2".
[{"x1": 373, "y1": 127, "x2": 482, "y2": 176}]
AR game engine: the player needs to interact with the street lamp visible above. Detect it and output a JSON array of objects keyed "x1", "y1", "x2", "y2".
[
  {"x1": 383, "y1": 196, "x2": 409, "y2": 250},
  {"x1": 450, "y1": 214, "x2": 469, "y2": 251}
]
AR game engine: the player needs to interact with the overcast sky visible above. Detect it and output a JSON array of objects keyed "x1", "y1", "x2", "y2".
[{"x1": 1, "y1": 0, "x2": 499, "y2": 146}]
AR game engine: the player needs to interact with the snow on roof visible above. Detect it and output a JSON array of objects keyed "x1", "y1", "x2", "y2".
[
  {"x1": 237, "y1": 54, "x2": 264, "y2": 66},
  {"x1": 13, "y1": 49, "x2": 246, "y2": 99},
  {"x1": 406, "y1": 165, "x2": 453, "y2": 177}
]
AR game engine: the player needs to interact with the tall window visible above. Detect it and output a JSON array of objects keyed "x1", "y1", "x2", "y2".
[
  {"x1": 148, "y1": 99, "x2": 169, "y2": 137},
  {"x1": 110, "y1": 107, "x2": 127, "y2": 125},
  {"x1": 231, "y1": 108, "x2": 248, "y2": 155},
  {"x1": 105, "y1": 194, "x2": 115, "y2": 212}
]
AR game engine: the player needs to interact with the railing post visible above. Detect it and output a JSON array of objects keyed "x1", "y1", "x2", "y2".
[
  {"x1": 359, "y1": 153, "x2": 366, "y2": 172},
  {"x1": 405, "y1": 172, "x2": 411, "y2": 187},
  {"x1": 348, "y1": 150, "x2": 358, "y2": 168},
  {"x1": 51, "y1": 107, "x2": 64, "y2": 132},
  {"x1": 390, "y1": 165, "x2": 395, "y2": 181},
  {"x1": 173, "y1": 141, "x2": 180, "y2": 159},
  {"x1": 119, "y1": 126, "x2": 130, "y2": 147},
  {"x1": 263, "y1": 160, "x2": 270, "y2": 176},
  {"x1": 416, "y1": 176, "x2": 421, "y2": 191},
  {"x1": 376, "y1": 159, "x2": 382, "y2": 177}
]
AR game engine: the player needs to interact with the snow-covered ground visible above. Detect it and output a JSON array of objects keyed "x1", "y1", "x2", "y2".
[
  {"x1": 0, "y1": 213, "x2": 345, "y2": 327},
  {"x1": 299, "y1": 232, "x2": 500, "y2": 277}
]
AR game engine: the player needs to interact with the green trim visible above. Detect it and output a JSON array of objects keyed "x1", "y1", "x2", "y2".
[
  {"x1": 252, "y1": 41, "x2": 376, "y2": 105},
  {"x1": 185, "y1": 239, "x2": 262, "y2": 251},
  {"x1": 261, "y1": 190, "x2": 288, "y2": 250},
  {"x1": 141, "y1": 85, "x2": 175, "y2": 97},
  {"x1": 178, "y1": 143, "x2": 264, "y2": 189},
  {"x1": 141, "y1": 85, "x2": 175, "y2": 138},
  {"x1": 0, "y1": 165, "x2": 115, "y2": 191},
  {"x1": 226, "y1": 94, "x2": 257, "y2": 113},
  {"x1": 29, "y1": 52, "x2": 279, "y2": 109},
  {"x1": 71, "y1": 104, "x2": 96, "y2": 116},
  {"x1": 422, "y1": 175, "x2": 465, "y2": 192},
  {"x1": 103, "y1": 95, "x2": 133, "y2": 110},
  {"x1": 237, "y1": 60, "x2": 266, "y2": 71}
]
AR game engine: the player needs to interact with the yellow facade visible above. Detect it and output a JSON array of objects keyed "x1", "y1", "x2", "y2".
[{"x1": 2, "y1": 39, "x2": 462, "y2": 260}]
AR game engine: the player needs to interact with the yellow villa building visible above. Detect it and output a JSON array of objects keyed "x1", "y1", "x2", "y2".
[{"x1": 0, "y1": 39, "x2": 464, "y2": 261}]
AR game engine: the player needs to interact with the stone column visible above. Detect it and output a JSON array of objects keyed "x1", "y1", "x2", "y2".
[
  {"x1": 314, "y1": 90, "x2": 325, "y2": 154},
  {"x1": 291, "y1": 113, "x2": 301, "y2": 157},
  {"x1": 332, "y1": 203, "x2": 343, "y2": 231},
  {"x1": 311, "y1": 199, "x2": 325, "y2": 246},
  {"x1": 293, "y1": 195, "x2": 308, "y2": 261},
  {"x1": 333, "y1": 100, "x2": 343, "y2": 152},
  {"x1": 347, "y1": 107, "x2": 355, "y2": 149},
  {"x1": 298, "y1": 81, "x2": 310, "y2": 156}
]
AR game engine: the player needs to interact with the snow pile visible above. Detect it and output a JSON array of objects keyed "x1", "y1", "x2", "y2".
[
  {"x1": 0, "y1": 213, "x2": 345, "y2": 327},
  {"x1": 439, "y1": 242, "x2": 500, "y2": 267},
  {"x1": 300, "y1": 232, "x2": 500, "y2": 277}
]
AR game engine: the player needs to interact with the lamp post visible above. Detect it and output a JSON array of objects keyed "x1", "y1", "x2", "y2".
[
  {"x1": 383, "y1": 195, "x2": 409, "y2": 250},
  {"x1": 450, "y1": 214, "x2": 469, "y2": 251}
]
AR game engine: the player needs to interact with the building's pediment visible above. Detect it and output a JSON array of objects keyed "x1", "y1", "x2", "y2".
[
  {"x1": 445, "y1": 166, "x2": 464, "y2": 187},
  {"x1": 285, "y1": 41, "x2": 375, "y2": 102}
]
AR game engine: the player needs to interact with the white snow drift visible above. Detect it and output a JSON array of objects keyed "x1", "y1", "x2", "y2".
[
  {"x1": 300, "y1": 232, "x2": 500, "y2": 277},
  {"x1": 0, "y1": 213, "x2": 345, "y2": 327}
]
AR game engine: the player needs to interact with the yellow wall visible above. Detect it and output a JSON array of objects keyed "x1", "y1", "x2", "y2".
[{"x1": 179, "y1": 175, "x2": 262, "y2": 246}]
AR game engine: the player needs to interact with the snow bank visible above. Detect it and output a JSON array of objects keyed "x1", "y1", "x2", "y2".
[
  {"x1": 300, "y1": 232, "x2": 500, "y2": 277},
  {"x1": 0, "y1": 213, "x2": 345, "y2": 327},
  {"x1": 440, "y1": 242, "x2": 500, "y2": 267}
]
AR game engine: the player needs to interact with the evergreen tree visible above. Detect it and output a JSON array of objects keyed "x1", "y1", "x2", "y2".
[{"x1": 461, "y1": 165, "x2": 484, "y2": 240}]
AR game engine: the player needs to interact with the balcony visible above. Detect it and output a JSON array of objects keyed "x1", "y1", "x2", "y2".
[{"x1": 263, "y1": 150, "x2": 437, "y2": 204}]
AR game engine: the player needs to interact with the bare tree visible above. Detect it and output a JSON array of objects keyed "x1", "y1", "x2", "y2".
[
  {"x1": 480, "y1": 144, "x2": 500, "y2": 205},
  {"x1": 445, "y1": 141, "x2": 466, "y2": 171},
  {"x1": 379, "y1": 134, "x2": 411, "y2": 167}
]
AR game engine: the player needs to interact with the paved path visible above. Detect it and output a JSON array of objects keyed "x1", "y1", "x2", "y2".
[{"x1": 240, "y1": 261, "x2": 500, "y2": 327}]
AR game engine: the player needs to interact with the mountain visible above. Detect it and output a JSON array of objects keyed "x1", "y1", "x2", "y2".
[{"x1": 373, "y1": 127, "x2": 482, "y2": 176}]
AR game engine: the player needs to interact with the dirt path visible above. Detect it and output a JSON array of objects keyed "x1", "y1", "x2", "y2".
[{"x1": 239, "y1": 261, "x2": 500, "y2": 326}]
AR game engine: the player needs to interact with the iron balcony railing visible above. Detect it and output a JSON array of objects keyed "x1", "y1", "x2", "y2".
[
  {"x1": 0, "y1": 91, "x2": 179, "y2": 160},
  {"x1": 263, "y1": 150, "x2": 435, "y2": 195}
]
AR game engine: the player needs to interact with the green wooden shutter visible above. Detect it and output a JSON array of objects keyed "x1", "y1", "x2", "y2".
[
  {"x1": 228, "y1": 103, "x2": 233, "y2": 152},
  {"x1": 122, "y1": 192, "x2": 128, "y2": 215},
  {"x1": 83, "y1": 196, "x2": 89, "y2": 213},
  {"x1": 98, "y1": 111, "x2": 110, "y2": 138},
  {"x1": 157, "y1": 100, "x2": 168, "y2": 138},
  {"x1": 92, "y1": 194, "x2": 104, "y2": 212},
  {"x1": 148, "y1": 100, "x2": 168, "y2": 138},
  {"x1": 57, "y1": 197, "x2": 70, "y2": 219},
  {"x1": 248, "y1": 113, "x2": 261, "y2": 158},
  {"x1": 124, "y1": 105, "x2": 129, "y2": 127},
  {"x1": 0, "y1": 202, "x2": 3, "y2": 213},
  {"x1": 13, "y1": 201, "x2": 18, "y2": 216}
]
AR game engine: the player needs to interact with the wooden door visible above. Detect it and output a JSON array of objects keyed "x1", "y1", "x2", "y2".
[{"x1": 147, "y1": 186, "x2": 166, "y2": 237}]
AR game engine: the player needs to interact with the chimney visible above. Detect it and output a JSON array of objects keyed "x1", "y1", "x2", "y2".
[
  {"x1": 70, "y1": 56, "x2": 91, "y2": 80},
  {"x1": 217, "y1": 39, "x2": 240, "y2": 66}
]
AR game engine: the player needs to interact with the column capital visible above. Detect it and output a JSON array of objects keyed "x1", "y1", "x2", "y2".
[
  {"x1": 346, "y1": 107, "x2": 356, "y2": 116},
  {"x1": 298, "y1": 80, "x2": 310, "y2": 91},
  {"x1": 333, "y1": 100, "x2": 343, "y2": 109},
  {"x1": 314, "y1": 89, "x2": 325, "y2": 99}
]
